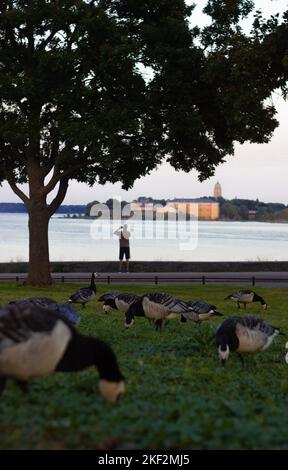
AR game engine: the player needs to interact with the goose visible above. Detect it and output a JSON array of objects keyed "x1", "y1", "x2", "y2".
[
  {"x1": 9, "y1": 297, "x2": 80, "y2": 326},
  {"x1": 225, "y1": 290, "x2": 267, "y2": 310},
  {"x1": 98, "y1": 292, "x2": 141, "y2": 314},
  {"x1": 0, "y1": 303, "x2": 124, "y2": 403},
  {"x1": 184, "y1": 300, "x2": 223, "y2": 321},
  {"x1": 216, "y1": 315, "x2": 282, "y2": 366},
  {"x1": 67, "y1": 273, "x2": 97, "y2": 308},
  {"x1": 124, "y1": 293, "x2": 204, "y2": 331}
]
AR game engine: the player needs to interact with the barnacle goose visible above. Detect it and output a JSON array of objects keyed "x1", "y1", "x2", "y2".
[
  {"x1": 98, "y1": 292, "x2": 141, "y2": 314},
  {"x1": 184, "y1": 300, "x2": 223, "y2": 321},
  {"x1": 216, "y1": 316, "x2": 281, "y2": 366},
  {"x1": 124, "y1": 293, "x2": 205, "y2": 331},
  {"x1": 225, "y1": 290, "x2": 267, "y2": 310},
  {"x1": 0, "y1": 304, "x2": 124, "y2": 403},
  {"x1": 67, "y1": 273, "x2": 97, "y2": 308},
  {"x1": 9, "y1": 297, "x2": 80, "y2": 326}
]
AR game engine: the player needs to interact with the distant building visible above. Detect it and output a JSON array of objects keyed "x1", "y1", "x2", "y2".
[
  {"x1": 130, "y1": 202, "x2": 143, "y2": 212},
  {"x1": 248, "y1": 210, "x2": 257, "y2": 220},
  {"x1": 213, "y1": 181, "x2": 222, "y2": 199},
  {"x1": 167, "y1": 198, "x2": 220, "y2": 220},
  {"x1": 130, "y1": 184, "x2": 221, "y2": 221}
]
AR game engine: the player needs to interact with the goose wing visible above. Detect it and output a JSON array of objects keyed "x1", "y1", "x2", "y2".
[
  {"x1": 236, "y1": 316, "x2": 280, "y2": 336},
  {"x1": 115, "y1": 293, "x2": 141, "y2": 312},
  {"x1": 10, "y1": 297, "x2": 57, "y2": 308},
  {"x1": 98, "y1": 291, "x2": 121, "y2": 302},
  {"x1": 69, "y1": 287, "x2": 94, "y2": 303},
  {"x1": 10, "y1": 298, "x2": 79, "y2": 326},
  {"x1": 0, "y1": 304, "x2": 62, "y2": 350},
  {"x1": 143, "y1": 293, "x2": 180, "y2": 310},
  {"x1": 226, "y1": 290, "x2": 254, "y2": 301},
  {"x1": 142, "y1": 293, "x2": 197, "y2": 317},
  {"x1": 186, "y1": 300, "x2": 216, "y2": 313},
  {"x1": 44, "y1": 304, "x2": 80, "y2": 326}
]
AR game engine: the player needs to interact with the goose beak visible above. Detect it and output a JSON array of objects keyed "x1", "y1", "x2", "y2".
[
  {"x1": 124, "y1": 319, "x2": 134, "y2": 329},
  {"x1": 103, "y1": 305, "x2": 111, "y2": 314},
  {"x1": 99, "y1": 380, "x2": 125, "y2": 404}
]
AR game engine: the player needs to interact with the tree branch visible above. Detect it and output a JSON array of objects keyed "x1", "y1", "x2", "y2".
[
  {"x1": 43, "y1": 161, "x2": 83, "y2": 195},
  {"x1": 42, "y1": 160, "x2": 56, "y2": 178},
  {"x1": 7, "y1": 177, "x2": 30, "y2": 205},
  {"x1": 47, "y1": 177, "x2": 69, "y2": 216},
  {"x1": 38, "y1": 29, "x2": 58, "y2": 51},
  {"x1": 43, "y1": 167, "x2": 61, "y2": 195}
]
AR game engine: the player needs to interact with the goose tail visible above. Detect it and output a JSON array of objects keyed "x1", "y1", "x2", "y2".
[{"x1": 212, "y1": 310, "x2": 224, "y2": 317}]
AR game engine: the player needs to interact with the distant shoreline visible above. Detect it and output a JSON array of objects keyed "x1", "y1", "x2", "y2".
[
  {"x1": 1, "y1": 212, "x2": 288, "y2": 224},
  {"x1": 60, "y1": 214, "x2": 288, "y2": 224}
]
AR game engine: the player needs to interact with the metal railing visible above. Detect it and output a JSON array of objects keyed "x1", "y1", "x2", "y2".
[{"x1": 1, "y1": 274, "x2": 288, "y2": 285}]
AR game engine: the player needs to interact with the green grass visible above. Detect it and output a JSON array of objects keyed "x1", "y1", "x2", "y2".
[{"x1": 0, "y1": 282, "x2": 288, "y2": 450}]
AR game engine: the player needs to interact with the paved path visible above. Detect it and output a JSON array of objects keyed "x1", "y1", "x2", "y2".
[{"x1": 1, "y1": 271, "x2": 288, "y2": 286}]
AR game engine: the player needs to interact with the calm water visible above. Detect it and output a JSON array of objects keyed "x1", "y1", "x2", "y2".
[{"x1": 0, "y1": 213, "x2": 288, "y2": 262}]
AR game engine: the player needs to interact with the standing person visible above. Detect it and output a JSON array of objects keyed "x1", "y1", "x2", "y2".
[{"x1": 114, "y1": 224, "x2": 131, "y2": 272}]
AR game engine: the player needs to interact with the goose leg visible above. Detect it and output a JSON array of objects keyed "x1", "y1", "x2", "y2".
[
  {"x1": 82, "y1": 304, "x2": 86, "y2": 309},
  {"x1": 155, "y1": 320, "x2": 163, "y2": 332},
  {"x1": 237, "y1": 301, "x2": 241, "y2": 309},
  {"x1": 237, "y1": 353, "x2": 245, "y2": 367},
  {"x1": 16, "y1": 380, "x2": 29, "y2": 394},
  {"x1": 0, "y1": 377, "x2": 7, "y2": 395},
  {"x1": 244, "y1": 303, "x2": 246, "y2": 309},
  {"x1": 180, "y1": 315, "x2": 187, "y2": 324}
]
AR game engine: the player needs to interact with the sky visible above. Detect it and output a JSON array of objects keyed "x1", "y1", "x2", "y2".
[{"x1": 0, "y1": 0, "x2": 287, "y2": 205}]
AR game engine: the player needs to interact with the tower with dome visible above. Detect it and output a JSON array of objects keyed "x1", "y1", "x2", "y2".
[{"x1": 213, "y1": 182, "x2": 222, "y2": 199}]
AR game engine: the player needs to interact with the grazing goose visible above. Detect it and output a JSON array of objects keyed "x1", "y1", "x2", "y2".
[
  {"x1": 9, "y1": 297, "x2": 80, "y2": 326},
  {"x1": 216, "y1": 315, "x2": 281, "y2": 366},
  {"x1": 184, "y1": 300, "x2": 223, "y2": 321},
  {"x1": 67, "y1": 273, "x2": 97, "y2": 308},
  {"x1": 124, "y1": 293, "x2": 202, "y2": 331},
  {"x1": 99, "y1": 292, "x2": 141, "y2": 314},
  {"x1": 0, "y1": 304, "x2": 124, "y2": 403},
  {"x1": 225, "y1": 290, "x2": 267, "y2": 310},
  {"x1": 98, "y1": 291, "x2": 123, "y2": 309}
]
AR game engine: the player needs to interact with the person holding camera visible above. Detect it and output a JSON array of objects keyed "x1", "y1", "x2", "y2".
[{"x1": 114, "y1": 224, "x2": 131, "y2": 272}]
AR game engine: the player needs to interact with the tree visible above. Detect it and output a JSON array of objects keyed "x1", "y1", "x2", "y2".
[
  {"x1": 85, "y1": 200, "x2": 99, "y2": 217},
  {"x1": 221, "y1": 202, "x2": 240, "y2": 220},
  {"x1": 0, "y1": 1, "x2": 287, "y2": 284}
]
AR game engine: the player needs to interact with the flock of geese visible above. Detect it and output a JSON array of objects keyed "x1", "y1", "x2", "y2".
[{"x1": 0, "y1": 272, "x2": 286, "y2": 403}]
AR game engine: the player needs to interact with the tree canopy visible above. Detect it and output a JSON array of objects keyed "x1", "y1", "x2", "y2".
[
  {"x1": 1, "y1": 0, "x2": 287, "y2": 195},
  {"x1": 0, "y1": 0, "x2": 287, "y2": 284}
]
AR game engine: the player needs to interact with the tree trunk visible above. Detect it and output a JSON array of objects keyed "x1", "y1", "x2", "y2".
[
  {"x1": 8, "y1": 160, "x2": 69, "y2": 286},
  {"x1": 27, "y1": 206, "x2": 52, "y2": 286}
]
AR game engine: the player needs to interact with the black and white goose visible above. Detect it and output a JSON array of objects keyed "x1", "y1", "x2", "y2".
[
  {"x1": 183, "y1": 300, "x2": 223, "y2": 322},
  {"x1": 216, "y1": 315, "x2": 281, "y2": 366},
  {"x1": 9, "y1": 297, "x2": 80, "y2": 326},
  {"x1": 0, "y1": 304, "x2": 124, "y2": 403},
  {"x1": 98, "y1": 292, "x2": 141, "y2": 314},
  {"x1": 67, "y1": 273, "x2": 97, "y2": 308},
  {"x1": 225, "y1": 290, "x2": 267, "y2": 310},
  {"x1": 124, "y1": 293, "x2": 203, "y2": 331}
]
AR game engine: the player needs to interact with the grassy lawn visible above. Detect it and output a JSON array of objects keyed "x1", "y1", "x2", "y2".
[{"x1": 0, "y1": 281, "x2": 288, "y2": 450}]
